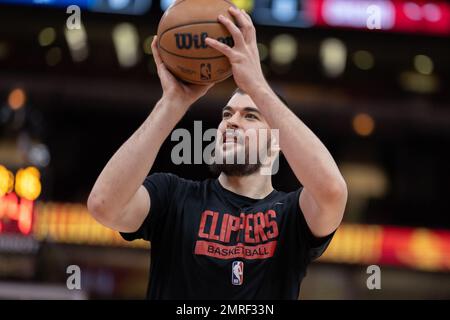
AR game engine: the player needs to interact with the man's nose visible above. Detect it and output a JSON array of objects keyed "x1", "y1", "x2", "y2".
[{"x1": 225, "y1": 113, "x2": 240, "y2": 129}]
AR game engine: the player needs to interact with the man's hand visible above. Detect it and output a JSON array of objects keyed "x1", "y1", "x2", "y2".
[
  {"x1": 151, "y1": 37, "x2": 214, "y2": 107},
  {"x1": 205, "y1": 6, "x2": 267, "y2": 94}
]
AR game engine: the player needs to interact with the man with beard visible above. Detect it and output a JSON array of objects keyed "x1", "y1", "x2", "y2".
[{"x1": 87, "y1": 7, "x2": 347, "y2": 299}]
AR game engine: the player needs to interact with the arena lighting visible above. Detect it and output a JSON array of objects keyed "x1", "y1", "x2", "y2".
[
  {"x1": 64, "y1": 23, "x2": 89, "y2": 62},
  {"x1": 340, "y1": 163, "x2": 388, "y2": 199},
  {"x1": 270, "y1": 34, "x2": 298, "y2": 65},
  {"x1": 7, "y1": 88, "x2": 26, "y2": 111},
  {"x1": 109, "y1": 0, "x2": 130, "y2": 10},
  {"x1": 112, "y1": 23, "x2": 140, "y2": 68},
  {"x1": 414, "y1": 54, "x2": 434, "y2": 75},
  {"x1": 272, "y1": 0, "x2": 298, "y2": 23},
  {"x1": 404, "y1": 2, "x2": 443, "y2": 21},
  {"x1": 252, "y1": 0, "x2": 312, "y2": 28},
  {"x1": 320, "y1": 38, "x2": 347, "y2": 78},
  {"x1": 0, "y1": 165, "x2": 14, "y2": 196},
  {"x1": 0, "y1": 166, "x2": 40, "y2": 236},
  {"x1": 160, "y1": 0, "x2": 175, "y2": 11},
  {"x1": 399, "y1": 71, "x2": 439, "y2": 94},
  {"x1": 231, "y1": 0, "x2": 254, "y2": 12},
  {"x1": 38, "y1": 27, "x2": 56, "y2": 47},
  {"x1": 321, "y1": 224, "x2": 450, "y2": 272},
  {"x1": 307, "y1": 0, "x2": 450, "y2": 36},
  {"x1": 0, "y1": 166, "x2": 42, "y2": 200},
  {"x1": 320, "y1": 0, "x2": 395, "y2": 29},
  {"x1": 250, "y1": 0, "x2": 450, "y2": 35},
  {"x1": 28, "y1": 201, "x2": 450, "y2": 272},
  {"x1": 352, "y1": 50, "x2": 374, "y2": 70},
  {"x1": 28, "y1": 144, "x2": 51, "y2": 168},
  {"x1": 0, "y1": 193, "x2": 34, "y2": 236},
  {"x1": 352, "y1": 113, "x2": 375, "y2": 137},
  {"x1": 33, "y1": 202, "x2": 148, "y2": 248},
  {"x1": 15, "y1": 167, "x2": 41, "y2": 201},
  {"x1": 404, "y1": 1, "x2": 422, "y2": 21},
  {"x1": 423, "y1": 3, "x2": 442, "y2": 22}
]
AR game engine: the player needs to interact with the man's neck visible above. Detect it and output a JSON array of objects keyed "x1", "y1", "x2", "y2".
[{"x1": 218, "y1": 172, "x2": 274, "y2": 199}]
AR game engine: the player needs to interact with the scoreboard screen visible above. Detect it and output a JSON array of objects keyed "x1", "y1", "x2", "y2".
[
  {"x1": 252, "y1": 0, "x2": 450, "y2": 36},
  {"x1": 0, "y1": 0, "x2": 153, "y2": 15},
  {"x1": 252, "y1": 0, "x2": 313, "y2": 28}
]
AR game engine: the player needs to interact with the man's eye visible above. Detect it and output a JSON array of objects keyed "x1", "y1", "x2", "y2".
[
  {"x1": 246, "y1": 114, "x2": 258, "y2": 120},
  {"x1": 223, "y1": 112, "x2": 232, "y2": 118}
]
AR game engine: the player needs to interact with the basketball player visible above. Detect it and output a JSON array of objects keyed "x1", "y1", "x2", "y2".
[{"x1": 88, "y1": 6, "x2": 347, "y2": 299}]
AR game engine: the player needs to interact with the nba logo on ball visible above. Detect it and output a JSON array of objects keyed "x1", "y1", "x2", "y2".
[
  {"x1": 200, "y1": 63, "x2": 211, "y2": 80},
  {"x1": 232, "y1": 261, "x2": 244, "y2": 285}
]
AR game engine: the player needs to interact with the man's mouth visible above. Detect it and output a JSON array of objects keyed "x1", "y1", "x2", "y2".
[{"x1": 222, "y1": 131, "x2": 240, "y2": 145}]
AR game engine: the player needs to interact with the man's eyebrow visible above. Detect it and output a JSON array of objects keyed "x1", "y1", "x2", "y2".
[
  {"x1": 222, "y1": 106, "x2": 233, "y2": 112},
  {"x1": 243, "y1": 107, "x2": 261, "y2": 114},
  {"x1": 222, "y1": 106, "x2": 261, "y2": 114}
]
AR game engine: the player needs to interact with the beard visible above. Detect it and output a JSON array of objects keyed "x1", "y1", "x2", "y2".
[
  {"x1": 208, "y1": 161, "x2": 262, "y2": 177},
  {"x1": 208, "y1": 139, "x2": 271, "y2": 177}
]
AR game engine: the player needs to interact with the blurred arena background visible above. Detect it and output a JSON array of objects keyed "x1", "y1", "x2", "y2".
[{"x1": 0, "y1": 0, "x2": 450, "y2": 299}]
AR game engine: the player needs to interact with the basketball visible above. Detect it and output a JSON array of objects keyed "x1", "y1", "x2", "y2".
[{"x1": 157, "y1": 0, "x2": 236, "y2": 84}]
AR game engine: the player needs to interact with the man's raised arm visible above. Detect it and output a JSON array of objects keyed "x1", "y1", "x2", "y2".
[
  {"x1": 87, "y1": 37, "x2": 213, "y2": 232},
  {"x1": 206, "y1": 7, "x2": 347, "y2": 238}
]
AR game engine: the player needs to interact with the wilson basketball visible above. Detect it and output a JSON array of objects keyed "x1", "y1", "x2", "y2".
[{"x1": 157, "y1": 0, "x2": 236, "y2": 84}]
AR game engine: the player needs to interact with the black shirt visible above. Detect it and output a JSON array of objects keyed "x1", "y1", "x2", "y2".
[{"x1": 120, "y1": 172, "x2": 335, "y2": 300}]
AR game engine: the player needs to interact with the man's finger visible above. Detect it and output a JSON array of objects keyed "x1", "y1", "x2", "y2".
[
  {"x1": 228, "y1": 6, "x2": 248, "y2": 28},
  {"x1": 241, "y1": 8, "x2": 252, "y2": 24},
  {"x1": 228, "y1": 6, "x2": 253, "y2": 37},
  {"x1": 151, "y1": 36, "x2": 174, "y2": 82},
  {"x1": 205, "y1": 37, "x2": 235, "y2": 59},
  {"x1": 217, "y1": 14, "x2": 244, "y2": 47},
  {"x1": 151, "y1": 36, "x2": 164, "y2": 66}
]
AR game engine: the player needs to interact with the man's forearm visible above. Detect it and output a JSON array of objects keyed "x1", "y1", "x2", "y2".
[
  {"x1": 248, "y1": 85, "x2": 346, "y2": 202},
  {"x1": 88, "y1": 97, "x2": 189, "y2": 215}
]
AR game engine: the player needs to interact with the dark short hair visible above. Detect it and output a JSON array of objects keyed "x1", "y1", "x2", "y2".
[{"x1": 230, "y1": 87, "x2": 290, "y2": 107}]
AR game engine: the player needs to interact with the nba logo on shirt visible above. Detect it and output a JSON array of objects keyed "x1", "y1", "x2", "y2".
[{"x1": 232, "y1": 261, "x2": 244, "y2": 285}]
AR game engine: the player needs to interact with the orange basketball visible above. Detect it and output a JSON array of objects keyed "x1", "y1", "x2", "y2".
[{"x1": 157, "y1": 0, "x2": 236, "y2": 84}]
